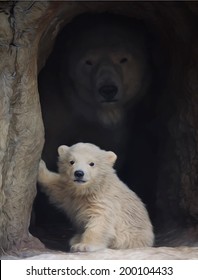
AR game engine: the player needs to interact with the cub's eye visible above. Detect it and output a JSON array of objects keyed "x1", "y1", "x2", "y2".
[
  {"x1": 85, "y1": 60, "x2": 93, "y2": 66},
  {"x1": 70, "y1": 160, "x2": 75, "y2": 165},
  {"x1": 89, "y1": 162, "x2": 95, "y2": 167},
  {"x1": 120, "y1": 57, "x2": 128, "y2": 64}
]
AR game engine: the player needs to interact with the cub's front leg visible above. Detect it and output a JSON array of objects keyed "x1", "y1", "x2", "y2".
[
  {"x1": 70, "y1": 218, "x2": 111, "y2": 252},
  {"x1": 37, "y1": 160, "x2": 64, "y2": 206},
  {"x1": 38, "y1": 160, "x2": 60, "y2": 187}
]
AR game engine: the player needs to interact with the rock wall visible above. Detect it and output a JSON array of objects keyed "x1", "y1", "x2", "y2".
[{"x1": 0, "y1": 1, "x2": 198, "y2": 255}]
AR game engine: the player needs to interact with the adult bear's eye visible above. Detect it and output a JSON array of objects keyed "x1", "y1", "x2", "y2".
[
  {"x1": 120, "y1": 57, "x2": 128, "y2": 64},
  {"x1": 89, "y1": 162, "x2": 95, "y2": 167},
  {"x1": 70, "y1": 160, "x2": 75, "y2": 165}
]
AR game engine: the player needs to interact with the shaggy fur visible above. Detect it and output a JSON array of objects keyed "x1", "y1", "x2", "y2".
[{"x1": 38, "y1": 143, "x2": 154, "y2": 252}]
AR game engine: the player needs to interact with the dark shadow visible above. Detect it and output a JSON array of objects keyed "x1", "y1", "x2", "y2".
[{"x1": 30, "y1": 12, "x2": 170, "y2": 251}]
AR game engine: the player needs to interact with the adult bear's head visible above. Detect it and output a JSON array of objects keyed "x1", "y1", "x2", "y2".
[{"x1": 58, "y1": 13, "x2": 151, "y2": 126}]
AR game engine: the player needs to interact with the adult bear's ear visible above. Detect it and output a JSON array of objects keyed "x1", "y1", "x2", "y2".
[
  {"x1": 58, "y1": 145, "x2": 69, "y2": 156},
  {"x1": 106, "y1": 151, "x2": 117, "y2": 165}
]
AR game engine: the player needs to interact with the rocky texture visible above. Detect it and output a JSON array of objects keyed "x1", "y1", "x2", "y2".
[{"x1": 0, "y1": 1, "x2": 198, "y2": 257}]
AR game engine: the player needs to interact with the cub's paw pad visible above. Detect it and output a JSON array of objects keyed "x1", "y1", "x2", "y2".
[{"x1": 70, "y1": 243, "x2": 102, "y2": 252}]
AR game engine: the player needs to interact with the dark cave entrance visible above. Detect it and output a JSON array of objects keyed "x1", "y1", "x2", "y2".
[{"x1": 30, "y1": 4, "x2": 198, "y2": 251}]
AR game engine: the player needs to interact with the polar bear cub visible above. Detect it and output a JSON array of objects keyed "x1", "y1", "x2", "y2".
[{"x1": 38, "y1": 142, "x2": 154, "y2": 252}]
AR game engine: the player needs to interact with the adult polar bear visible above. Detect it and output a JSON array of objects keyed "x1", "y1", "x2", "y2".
[{"x1": 39, "y1": 13, "x2": 151, "y2": 171}]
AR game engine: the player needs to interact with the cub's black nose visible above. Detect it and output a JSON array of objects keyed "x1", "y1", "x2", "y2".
[
  {"x1": 99, "y1": 85, "x2": 118, "y2": 101},
  {"x1": 74, "y1": 170, "x2": 84, "y2": 178}
]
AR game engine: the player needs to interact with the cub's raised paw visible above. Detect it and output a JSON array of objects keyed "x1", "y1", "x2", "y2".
[
  {"x1": 70, "y1": 243, "x2": 105, "y2": 252},
  {"x1": 38, "y1": 160, "x2": 48, "y2": 182},
  {"x1": 39, "y1": 160, "x2": 47, "y2": 171}
]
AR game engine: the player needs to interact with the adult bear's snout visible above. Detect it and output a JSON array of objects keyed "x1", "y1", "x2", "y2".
[{"x1": 99, "y1": 85, "x2": 118, "y2": 102}]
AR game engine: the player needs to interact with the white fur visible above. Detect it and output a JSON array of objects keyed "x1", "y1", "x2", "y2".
[{"x1": 38, "y1": 142, "x2": 154, "y2": 252}]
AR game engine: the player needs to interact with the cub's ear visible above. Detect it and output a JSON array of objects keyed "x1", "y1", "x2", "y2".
[
  {"x1": 106, "y1": 151, "x2": 117, "y2": 165},
  {"x1": 58, "y1": 145, "x2": 69, "y2": 156}
]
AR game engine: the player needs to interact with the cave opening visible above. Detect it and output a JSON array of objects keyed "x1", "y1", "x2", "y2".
[{"x1": 29, "y1": 3, "x2": 198, "y2": 251}]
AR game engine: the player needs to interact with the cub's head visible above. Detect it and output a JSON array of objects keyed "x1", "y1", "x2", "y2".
[{"x1": 57, "y1": 143, "x2": 117, "y2": 188}]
